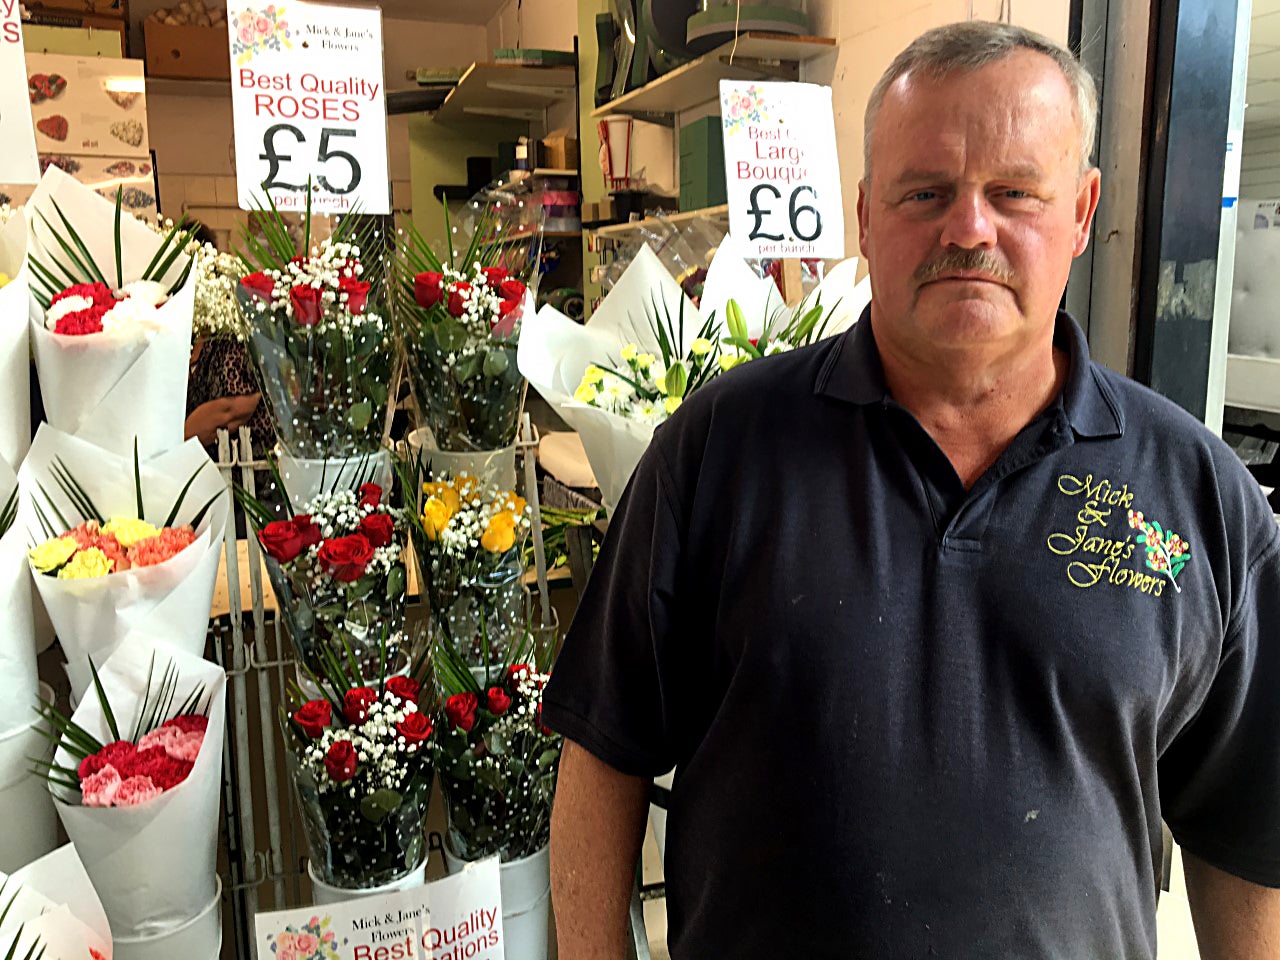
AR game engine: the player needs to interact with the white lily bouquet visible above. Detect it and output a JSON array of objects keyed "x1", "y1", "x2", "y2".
[
  {"x1": 38, "y1": 639, "x2": 226, "y2": 957},
  {"x1": 17, "y1": 425, "x2": 230, "y2": 702},
  {"x1": 0, "y1": 212, "x2": 31, "y2": 474},
  {"x1": 0, "y1": 845, "x2": 112, "y2": 960},
  {"x1": 26, "y1": 166, "x2": 198, "y2": 460}
]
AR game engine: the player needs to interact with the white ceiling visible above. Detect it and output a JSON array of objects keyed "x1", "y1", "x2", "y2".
[
  {"x1": 376, "y1": 0, "x2": 508, "y2": 24},
  {"x1": 1247, "y1": 4, "x2": 1280, "y2": 128}
]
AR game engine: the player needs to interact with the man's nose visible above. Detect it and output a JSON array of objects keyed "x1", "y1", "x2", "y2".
[{"x1": 938, "y1": 191, "x2": 997, "y2": 249}]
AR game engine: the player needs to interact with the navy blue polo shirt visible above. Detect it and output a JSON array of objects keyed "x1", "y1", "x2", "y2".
[{"x1": 543, "y1": 310, "x2": 1280, "y2": 959}]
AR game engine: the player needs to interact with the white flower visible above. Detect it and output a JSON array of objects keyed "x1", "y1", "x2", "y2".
[
  {"x1": 44, "y1": 295, "x2": 94, "y2": 330},
  {"x1": 117, "y1": 279, "x2": 169, "y2": 307},
  {"x1": 102, "y1": 296, "x2": 164, "y2": 335}
]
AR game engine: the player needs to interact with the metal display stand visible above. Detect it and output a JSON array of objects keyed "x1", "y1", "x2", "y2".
[{"x1": 207, "y1": 416, "x2": 556, "y2": 957}]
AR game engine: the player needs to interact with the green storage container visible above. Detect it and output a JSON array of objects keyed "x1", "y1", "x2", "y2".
[{"x1": 679, "y1": 115, "x2": 727, "y2": 211}]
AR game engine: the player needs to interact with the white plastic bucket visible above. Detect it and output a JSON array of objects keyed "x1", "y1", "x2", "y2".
[
  {"x1": 444, "y1": 842, "x2": 550, "y2": 960},
  {"x1": 406, "y1": 427, "x2": 517, "y2": 492},
  {"x1": 113, "y1": 875, "x2": 222, "y2": 960},
  {"x1": 0, "y1": 683, "x2": 58, "y2": 873},
  {"x1": 276, "y1": 447, "x2": 393, "y2": 512},
  {"x1": 309, "y1": 857, "x2": 428, "y2": 906}
]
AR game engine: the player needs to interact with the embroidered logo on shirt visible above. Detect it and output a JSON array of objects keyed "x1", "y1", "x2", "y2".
[{"x1": 1045, "y1": 473, "x2": 1192, "y2": 598}]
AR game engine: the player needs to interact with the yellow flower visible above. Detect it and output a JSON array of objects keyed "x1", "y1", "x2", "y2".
[
  {"x1": 29, "y1": 536, "x2": 78, "y2": 573},
  {"x1": 637, "y1": 352, "x2": 656, "y2": 369},
  {"x1": 719, "y1": 354, "x2": 747, "y2": 373},
  {"x1": 664, "y1": 396, "x2": 683, "y2": 415},
  {"x1": 690, "y1": 337, "x2": 712, "y2": 356},
  {"x1": 573, "y1": 381, "x2": 598, "y2": 404},
  {"x1": 423, "y1": 482, "x2": 461, "y2": 516},
  {"x1": 102, "y1": 516, "x2": 159, "y2": 548},
  {"x1": 581, "y1": 364, "x2": 606, "y2": 385},
  {"x1": 620, "y1": 343, "x2": 639, "y2": 363},
  {"x1": 496, "y1": 492, "x2": 527, "y2": 516},
  {"x1": 421, "y1": 496, "x2": 453, "y2": 541},
  {"x1": 480, "y1": 511, "x2": 517, "y2": 553},
  {"x1": 57, "y1": 547, "x2": 112, "y2": 580},
  {"x1": 0, "y1": 272, "x2": 10, "y2": 290}
]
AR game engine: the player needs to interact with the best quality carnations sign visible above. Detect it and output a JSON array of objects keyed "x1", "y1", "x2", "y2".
[
  {"x1": 719, "y1": 80, "x2": 844, "y2": 259},
  {"x1": 228, "y1": 2, "x2": 390, "y2": 214},
  {"x1": 0, "y1": 0, "x2": 40, "y2": 184}
]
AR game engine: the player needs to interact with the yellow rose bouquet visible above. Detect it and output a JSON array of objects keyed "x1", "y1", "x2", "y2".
[{"x1": 399, "y1": 466, "x2": 532, "y2": 667}]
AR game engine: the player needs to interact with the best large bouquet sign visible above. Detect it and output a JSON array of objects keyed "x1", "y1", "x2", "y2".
[
  {"x1": 228, "y1": 2, "x2": 390, "y2": 214},
  {"x1": 719, "y1": 80, "x2": 844, "y2": 259}
]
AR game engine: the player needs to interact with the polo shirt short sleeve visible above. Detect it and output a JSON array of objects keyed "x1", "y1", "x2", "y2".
[{"x1": 542, "y1": 310, "x2": 1280, "y2": 959}]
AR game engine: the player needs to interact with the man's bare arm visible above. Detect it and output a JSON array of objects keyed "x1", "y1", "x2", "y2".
[
  {"x1": 551, "y1": 740, "x2": 651, "y2": 959},
  {"x1": 1185, "y1": 850, "x2": 1280, "y2": 960}
]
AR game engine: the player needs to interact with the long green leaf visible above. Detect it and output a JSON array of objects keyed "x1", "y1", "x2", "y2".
[
  {"x1": 133, "y1": 439, "x2": 144, "y2": 520},
  {"x1": 33, "y1": 482, "x2": 70, "y2": 532},
  {"x1": 88, "y1": 658, "x2": 120, "y2": 742},
  {"x1": 44, "y1": 204, "x2": 107, "y2": 285},
  {"x1": 163, "y1": 462, "x2": 209, "y2": 529},
  {"x1": 113, "y1": 187, "x2": 124, "y2": 290}
]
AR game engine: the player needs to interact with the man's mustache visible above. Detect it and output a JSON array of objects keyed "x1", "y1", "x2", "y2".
[{"x1": 913, "y1": 249, "x2": 1015, "y2": 286}]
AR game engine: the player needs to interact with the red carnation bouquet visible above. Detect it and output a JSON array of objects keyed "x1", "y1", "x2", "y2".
[
  {"x1": 36, "y1": 639, "x2": 226, "y2": 950},
  {"x1": 282, "y1": 634, "x2": 435, "y2": 891},
  {"x1": 239, "y1": 474, "x2": 407, "y2": 679},
  {"x1": 236, "y1": 191, "x2": 392, "y2": 459},
  {"x1": 396, "y1": 203, "x2": 537, "y2": 453}
]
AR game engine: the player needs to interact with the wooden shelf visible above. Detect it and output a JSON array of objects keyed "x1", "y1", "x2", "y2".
[
  {"x1": 591, "y1": 204, "x2": 729, "y2": 238},
  {"x1": 434, "y1": 62, "x2": 576, "y2": 124},
  {"x1": 1226, "y1": 353, "x2": 1280, "y2": 414},
  {"x1": 591, "y1": 32, "x2": 835, "y2": 118},
  {"x1": 145, "y1": 77, "x2": 232, "y2": 97}
]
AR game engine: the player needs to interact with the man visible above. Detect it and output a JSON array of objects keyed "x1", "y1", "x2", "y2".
[{"x1": 544, "y1": 21, "x2": 1280, "y2": 959}]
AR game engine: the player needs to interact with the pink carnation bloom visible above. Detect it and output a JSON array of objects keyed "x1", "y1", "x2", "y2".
[
  {"x1": 113, "y1": 776, "x2": 162, "y2": 807},
  {"x1": 137, "y1": 726, "x2": 182, "y2": 754},
  {"x1": 127, "y1": 526, "x2": 196, "y2": 568},
  {"x1": 169, "y1": 730, "x2": 204, "y2": 763},
  {"x1": 81, "y1": 764, "x2": 122, "y2": 807},
  {"x1": 163, "y1": 714, "x2": 208, "y2": 735}
]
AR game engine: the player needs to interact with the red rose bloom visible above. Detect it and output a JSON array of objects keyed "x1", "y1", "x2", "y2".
[
  {"x1": 414, "y1": 271, "x2": 445, "y2": 308},
  {"x1": 339, "y1": 274, "x2": 371, "y2": 315},
  {"x1": 260, "y1": 519, "x2": 307, "y2": 563},
  {"x1": 482, "y1": 266, "x2": 509, "y2": 286},
  {"x1": 444, "y1": 692, "x2": 479, "y2": 733},
  {"x1": 162, "y1": 714, "x2": 208, "y2": 735},
  {"x1": 52, "y1": 282, "x2": 113, "y2": 305},
  {"x1": 386, "y1": 676, "x2": 419, "y2": 704},
  {"x1": 317, "y1": 534, "x2": 374, "y2": 582},
  {"x1": 447, "y1": 282, "x2": 472, "y2": 318},
  {"x1": 291, "y1": 514, "x2": 322, "y2": 550},
  {"x1": 289, "y1": 284, "x2": 323, "y2": 326},
  {"x1": 324, "y1": 740, "x2": 359, "y2": 782},
  {"x1": 292, "y1": 699, "x2": 331, "y2": 738},
  {"x1": 506, "y1": 663, "x2": 533, "y2": 685},
  {"x1": 396, "y1": 711, "x2": 433, "y2": 746},
  {"x1": 357, "y1": 513, "x2": 395, "y2": 548},
  {"x1": 343, "y1": 686, "x2": 378, "y2": 725},
  {"x1": 486, "y1": 687, "x2": 512, "y2": 716},
  {"x1": 240, "y1": 272, "x2": 276, "y2": 301},
  {"x1": 358, "y1": 483, "x2": 382, "y2": 508},
  {"x1": 498, "y1": 278, "x2": 526, "y2": 302}
]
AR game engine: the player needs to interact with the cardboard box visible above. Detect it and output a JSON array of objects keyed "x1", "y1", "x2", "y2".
[
  {"x1": 27, "y1": 0, "x2": 124, "y2": 16},
  {"x1": 144, "y1": 20, "x2": 230, "y2": 80},
  {"x1": 22, "y1": 18, "x2": 126, "y2": 56},
  {"x1": 540, "y1": 131, "x2": 579, "y2": 171}
]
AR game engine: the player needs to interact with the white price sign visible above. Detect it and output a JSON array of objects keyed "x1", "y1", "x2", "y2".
[
  {"x1": 719, "y1": 81, "x2": 844, "y2": 259},
  {"x1": 229, "y1": 1, "x2": 389, "y2": 214},
  {"x1": 0, "y1": 0, "x2": 39, "y2": 185}
]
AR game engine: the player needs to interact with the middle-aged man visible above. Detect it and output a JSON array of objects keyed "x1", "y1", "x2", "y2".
[{"x1": 543, "y1": 20, "x2": 1280, "y2": 960}]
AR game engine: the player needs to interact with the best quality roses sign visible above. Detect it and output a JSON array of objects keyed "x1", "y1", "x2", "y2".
[
  {"x1": 0, "y1": 0, "x2": 40, "y2": 184},
  {"x1": 719, "y1": 80, "x2": 844, "y2": 259},
  {"x1": 228, "y1": 2, "x2": 390, "y2": 214}
]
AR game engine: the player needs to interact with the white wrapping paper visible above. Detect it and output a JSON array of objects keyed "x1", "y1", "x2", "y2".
[
  {"x1": 0, "y1": 458, "x2": 37, "y2": 732},
  {"x1": 0, "y1": 684, "x2": 58, "y2": 874},
  {"x1": 0, "y1": 214, "x2": 31, "y2": 471},
  {"x1": 698, "y1": 233, "x2": 787, "y2": 338},
  {"x1": 50, "y1": 638, "x2": 226, "y2": 943},
  {"x1": 1, "y1": 843, "x2": 113, "y2": 959},
  {"x1": 18, "y1": 425, "x2": 229, "y2": 701},
  {"x1": 276, "y1": 447, "x2": 394, "y2": 513},
  {"x1": 26, "y1": 166, "x2": 193, "y2": 461}
]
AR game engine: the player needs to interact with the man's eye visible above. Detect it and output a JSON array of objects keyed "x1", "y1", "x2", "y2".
[
  {"x1": 908, "y1": 191, "x2": 937, "y2": 202},
  {"x1": 1002, "y1": 190, "x2": 1030, "y2": 199}
]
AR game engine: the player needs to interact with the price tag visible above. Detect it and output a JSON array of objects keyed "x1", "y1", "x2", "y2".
[
  {"x1": 719, "y1": 81, "x2": 844, "y2": 259},
  {"x1": 0, "y1": 0, "x2": 40, "y2": 185},
  {"x1": 229, "y1": 1, "x2": 389, "y2": 215}
]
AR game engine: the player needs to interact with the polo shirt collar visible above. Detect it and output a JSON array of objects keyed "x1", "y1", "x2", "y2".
[{"x1": 815, "y1": 305, "x2": 1125, "y2": 440}]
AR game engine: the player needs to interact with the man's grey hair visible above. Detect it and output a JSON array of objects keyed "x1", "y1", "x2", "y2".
[{"x1": 863, "y1": 21, "x2": 1098, "y2": 176}]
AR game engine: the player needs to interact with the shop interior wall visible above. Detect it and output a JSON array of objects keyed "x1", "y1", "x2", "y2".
[
  {"x1": 1241, "y1": 122, "x2": 1280, "y2": 197},
  {"x1": 143, "y1": 15, "x2": 489, "y2": 244}
]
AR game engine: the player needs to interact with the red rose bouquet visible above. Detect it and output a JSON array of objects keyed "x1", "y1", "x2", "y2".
[
  {"x1": 433, "y1": 625, "x2": 560, "y2": 863},
  {"x1": 236, "y1": 192, "x2": 392, "y2": 459},
  {"x1": 396, "y1": 205, "x2": 536, "y2": 454},
  {"x1": 240, "y1": 476, "x2": 407, "y2": 679},
  {"x1": 36, "y1": 639, "x2": 226, "y2": 954},
  {"x1": 282, "y1": 636, "x2": 435, "y2": 892}
]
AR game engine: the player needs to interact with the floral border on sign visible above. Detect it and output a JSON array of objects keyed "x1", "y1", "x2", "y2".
[
  {"x1": 264, "y1": 916, "x2": 342, "y2": 959},
  {"x1": 722, "y1": 84, "x2": 769, "y2": 135},
  {"x1": 232, "y1": 5, "x2": 292, "y2": 65}
]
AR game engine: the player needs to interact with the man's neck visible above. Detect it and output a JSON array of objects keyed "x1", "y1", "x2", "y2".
[{"x1": 873, "y1": 318, "x2": 1068, "y2": 489}]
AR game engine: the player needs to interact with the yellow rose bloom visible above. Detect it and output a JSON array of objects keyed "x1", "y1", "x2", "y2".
[
  {"x1": 102, "y1": 516, "x2": 160, "y2": 548},
  {"x1": 480, "y1": 511, "x2": 517, "y2": 553},
  {"x1": 421, "y1": 496, "x2": 453, "y2": 541},
  {"x1": 57, "y1": 547, "x2": 112, "y2": 580},
  {"x1": 29, "y1": 536, "x2": 78, "y2": 573},
  {"x1": 664, "y1": 396, "x2": 683, "y2": 415},
  {"x1": 582, "y1": 364, "x2": 606, "y2": 385},
  {"x1": 574, "y1": 381, "x2": 598, "y2": 404},
  {"x1": 620, "y1": 343, "x2": 639, "y2": 363}
]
